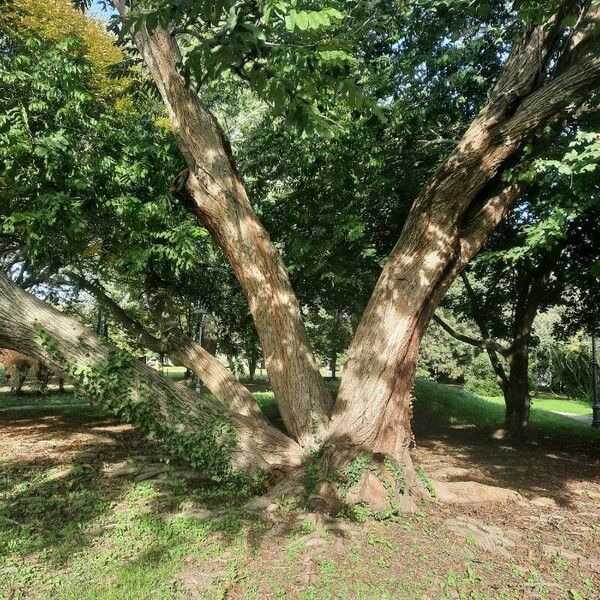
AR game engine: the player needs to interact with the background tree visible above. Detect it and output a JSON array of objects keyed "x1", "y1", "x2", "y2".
[{"x1": 435, "y1": 131, "x2": 600, "y2": 434}]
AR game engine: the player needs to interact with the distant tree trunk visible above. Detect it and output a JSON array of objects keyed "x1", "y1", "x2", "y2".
[
  {"x1": 439, "y1": 271, "x2": 541, "y2": 437},
  {"x1": 11, "y1": 364, "x2": 28, "y2": 395},
  {"x1": 330, "y1": 352, "x2": 337, "y2": 380},
  {"x1": 248, "y1": 356, "x2": 257, "y2": 382},
  {"x1": 504, "y1": 344, "x2": 531, "y2": 436},
  {"x1": 502, "y1": 275, "x2": 541, "y2": 436}
]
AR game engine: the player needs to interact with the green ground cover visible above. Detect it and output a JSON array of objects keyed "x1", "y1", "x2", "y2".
[{"x1": 0, "y1": 381, "x2": 598, "y2": 599}]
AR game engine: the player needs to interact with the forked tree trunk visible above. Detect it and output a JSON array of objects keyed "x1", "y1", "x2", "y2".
[
  {"x1": 106, "y1": 2, "x2": 599, "y2": 512},
  {"x1": 0, "y1": 274, "x2": 303, "y2": 476},
  {"x1": 112, "y1": 1, "x2": 331, "y2": 447}
]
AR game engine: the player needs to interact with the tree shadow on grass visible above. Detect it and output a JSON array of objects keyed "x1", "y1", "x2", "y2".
[
  {"x1": 412, "y1": 380, "x2": 600, "y2": 507},
  {"x1": 0, "y1": 404, "x2": 280, "y2": 584},
  {"x1": 0, "y1": 408, "x2": 158, "y2": 563}
]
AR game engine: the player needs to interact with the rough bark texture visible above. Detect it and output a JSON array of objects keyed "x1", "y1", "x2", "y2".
[
  {"x1": 112, "y1": 1, "x2": 331, "y2": 447},
  {"x1": 0, "y1": 274, "x2": 303, "y2": 475},
  {"x1": 327, "y1": 4, "x2": 600, "y2": 496}
]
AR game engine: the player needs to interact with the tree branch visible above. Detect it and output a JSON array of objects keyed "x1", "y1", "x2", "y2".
[
  {"x1": 432, "y1": 313, "x2": 511, "y2": 357},
  {"x1": 66, "y1": 271, "x2": 264, "y2": 420},
  {"x1": 66, "y1": 271, "x2": 162, "y2": 352}
]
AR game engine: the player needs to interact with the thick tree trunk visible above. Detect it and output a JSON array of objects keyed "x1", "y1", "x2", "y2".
[
  {"x1": 0, "y1": 274, "x2": 303, "y2": 476},
  {"x1": 327, "y1": 6, "x2": 600, "y2": 508},
  {"x1": 113, "y1": 1, "x2": 331, "y2": 447}
]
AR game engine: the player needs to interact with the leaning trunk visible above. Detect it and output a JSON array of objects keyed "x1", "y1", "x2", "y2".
[
  {"x1": 0, "y1": 274, "x2": 303, "y2": 477},
  {"x1": 113, "y1": 1, "x2": 332, "y2": 446}
]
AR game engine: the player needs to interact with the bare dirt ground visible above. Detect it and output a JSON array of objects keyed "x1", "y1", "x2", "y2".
[{"x1": 0, "y1": 405, "x2": 599, "y2": 599}]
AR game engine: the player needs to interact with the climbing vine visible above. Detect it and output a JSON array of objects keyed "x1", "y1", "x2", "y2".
[{"x1": 34, "y1": 324, "x2": 240, "y2": 481}]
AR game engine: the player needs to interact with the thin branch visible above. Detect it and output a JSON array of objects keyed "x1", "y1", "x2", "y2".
[
  {"x1": 64, "y1": 271, "x2": 162, "y2": 352},
  {"x1": 432, "y1": 313, "x2": 511, "y2": 356}
]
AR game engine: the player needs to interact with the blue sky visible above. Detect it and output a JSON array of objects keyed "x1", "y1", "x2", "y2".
[{"x1": 89, "y1": 0, "x2": 114, "y2": 20}]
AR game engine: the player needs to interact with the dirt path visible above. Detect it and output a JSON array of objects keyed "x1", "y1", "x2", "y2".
[{"x1": 1, "y1": 407, "x2": 599, "y2": 599}]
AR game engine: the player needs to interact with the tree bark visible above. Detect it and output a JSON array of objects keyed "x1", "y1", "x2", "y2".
[
  {"x1": 327, "y1": 4, "x2": 600, "y2": 506},
  {"x1": 330, "y1": 352, "x2": 337, "y2": 380},
  {"x1": 0, "y1": 273, "x2": 303, "y2": 476},
  {"x1": 504, "y1": 343, "x2": 531, "y2": 437},
  {"x1": 112, "y1": 1, "x2": 332, "y2": 447},
  {"x1": 502, "y1": 273, "x2": 543, "y2": 436},
  {"x1": 248, "y1": 356, "x2": 257, "y2": 382}
]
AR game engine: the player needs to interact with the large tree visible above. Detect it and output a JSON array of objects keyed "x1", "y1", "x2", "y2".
[{"x1": 2, "y1": 0, "x2": 600, "y2": 512}]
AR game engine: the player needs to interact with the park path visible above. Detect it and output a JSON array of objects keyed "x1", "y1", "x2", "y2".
[{"x1": 551, "y1": 410, "x2": 593, "y2": 425}]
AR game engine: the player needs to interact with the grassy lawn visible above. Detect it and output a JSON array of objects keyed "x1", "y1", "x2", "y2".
[
  {"x1": 525, "y1": 395, "x2": 592, "y2": 415},
  {"x1": 0, "y1": 390, "x2": 86, "y2": 410},
  {"x1": 160, "y1": 366, "x2": 188, "y2": 379},
  {"x1": 413, "y1": 379, "x2": 598, "y2": 448},
  {"x1": 0, "y1": 380, "x2": 598, "y2": 599}
]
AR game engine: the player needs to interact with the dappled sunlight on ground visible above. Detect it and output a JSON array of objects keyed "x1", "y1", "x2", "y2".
[{"x1": 0, "y1": 383, "x2": 598, "y2": 599}]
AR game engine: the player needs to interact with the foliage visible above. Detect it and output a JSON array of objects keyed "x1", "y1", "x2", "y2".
[
  {"x1": 531, "y1": 310, "x2": 593, "y2": 400},
  {"x1": 1, "y1": 0, "x2": 127, "y2": 97},
  {"x1": 418, "y1": 311, "x2": 476, "y2": 383},
  {"x1": 115, "y1": 0, "x2": 377, "y2": 134},
  {"x1": 463, "y1": 353, "x2": 500, "y2": 397},
  {"x1": 437, "y1": 122, "x2": 600, "y2": 401}
]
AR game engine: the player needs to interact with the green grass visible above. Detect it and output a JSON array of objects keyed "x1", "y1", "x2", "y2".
[
  {"x1": 523, "y1": 395, "x2": 592, "y2": 416},
  {"x1": 477, "y1": 390, "x2": 592, "y2": 416},
  {"x1": 160, "y1": 366, "x2": 187, "y2": 380},
  {"x1": 251, "y1": 380, "x2": 597, "y2": 447},
  {"x1": 0, "y1": 469, "x2": 252, "y2": 600},
  {"x1": 0, "y1": 379, "x2": 598, "y2": 598},
  {"x1": 413, "y1": 379, "x2": 599, "y2": 448},
  {"x1": 0, "y1": 391, "x2": 86, "y2": 410}
]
